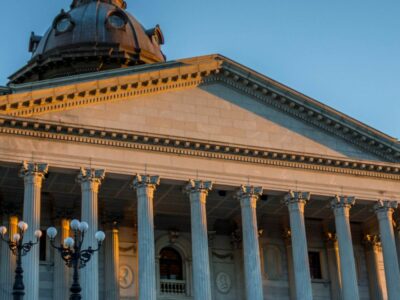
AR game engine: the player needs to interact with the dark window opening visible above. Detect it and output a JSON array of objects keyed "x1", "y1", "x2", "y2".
[
  {"x1": 159, "y1": 247, "x2": 183, "y2": 280},
  {"x1": 308, "y1": 251, "x2": 322, "y2": 279},
  {"x1": 39, "y1": 233, "x2": 46, "y2": 261}
]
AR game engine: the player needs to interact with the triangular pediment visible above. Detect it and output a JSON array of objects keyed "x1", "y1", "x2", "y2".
[{"x1": 0, "y1": 54, "x2": 398, "y2": 163}]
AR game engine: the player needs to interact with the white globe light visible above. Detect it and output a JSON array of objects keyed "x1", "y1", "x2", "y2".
[
  {"x1": 64, "y1": 237, "x2": 75, "y2": 248},
  {"x1": 0, "y1": 226, "x2": 7, "y2": 236},
  {"x1": 70, "y1": 219, "x2": 80, "y2": 231},
  {"x1": 18, "y1": 221, "x2": 28, "y2": 232},
  {"x1": 95, "y1": 231, "x2": 106, "y2": 242},
  {"x1": 13, "y1": 233, "x2": 21, "y2": 242},
  {"x1": 34, "y1": 230, "x2": 42, "y2": 239},
  {"x1": 79, "y1": 221, "x2": 89, "y2": 233},
  {"x1": 46, "y1": 227, "x2": 58, "y2": 239}
]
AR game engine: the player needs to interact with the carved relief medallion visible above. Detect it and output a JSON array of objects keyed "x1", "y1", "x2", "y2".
[
  {"x1": 216, "y1": 272, "x2": 232, "y2": 294},
  {"x1": 119, "y1": 264, "x2": 134, "y2": 289}
]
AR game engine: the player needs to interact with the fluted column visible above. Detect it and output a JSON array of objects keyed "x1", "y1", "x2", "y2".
[
  {"x1": 185, "y1": 180, "x2": 213, "y2": 300},
  {"x1": 53, "y1": 217, "x2": 71, "y2": 300},
  {"x1": 237, "y1": 185, "x2": 264, "y2": 300},
  {"x1": 20, "y1": 161, "x2": 48, "y2": 300},
  {"x1": 283, "y1": 191, "x2": 313, "y2": 300},
  {"x1": 105, "y1": 222, "x2": 120, "y2": 300},
  {"x1": 331, "y1": 195, "x2": 359, "y2": 300},
  {"x1": 132, "y1": 174, "x2": 160, "y2": 300},
  {"x1": 394, "y1": 219, "x2": 400, "y2": 270},
  {"x1": 77, "y1": 168, "x2": 105, "y2": 300},
  {"x1": 363, "y1": 234, "x2": 385, "y2": 300},
  {"x1": 283, "y1": 229, "x2": 296, "y2": 300},
  {"x1": 0, "y1": 214, "x2": 18, "y2": 299},
  {"x1": 374, "y1": 200, "x2": 400, "y2": 300},
  {"x1": 325, "y1": 232, "x2": 342, "y2": 300}
]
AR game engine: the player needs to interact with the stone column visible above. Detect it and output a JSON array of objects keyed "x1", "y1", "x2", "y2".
[
  {"x1": 0, "y1": 214, "x2": 18, "y2": 300},
  {"x1": 324, "y1": 232, "x2": 342, "y2": 300},
  {"x1": 374, "y1": 200, "x2": 400, "y2": 300},
  {"x1": 283, "y1": 229, "x2": 296, "y2": 300},
  {"x1": 237, "y1": 185, "x2": 264, "y2": 300},
  {"x1": 53, "y1": 217, "x2": 71, "y2": 300},
  {"x1": 331, "y1": 196, "x2": 359, "y2": 300},
  {"x1": 132, "y1": 174, "x2": 160, "y2": 300},
  {"x1": 282, "y1": 191, "x2": 313, "y2": 300},
  {"x1": 394, "y1": 218, "x2": 400, "y2": 270},
  {"x1": 231, "y1": 230, "x2": 245, "y2": 300},
  {"x1": 77, "y1": 168, "x2": 105, "y2": 300},
  {"x1": 104, "y1": 221, "x2": 120, "y2": 300},
  {"x1": 20, "y1": 161, "x2": 48, "y2": 300},
  {"x1": 363, "y1": 234, "x2": 385, "y2": 300},
  {"x1": 185, "y1": 180, "x2": 213, "y2": 300}
]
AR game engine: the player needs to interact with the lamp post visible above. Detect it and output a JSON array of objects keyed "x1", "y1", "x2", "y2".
[
  {"x1": 46, "y1": 219, "x2": 105, "y2": 300},
  {"x1": 0, "y1": 221, "x2": 42, "y2": 300}
]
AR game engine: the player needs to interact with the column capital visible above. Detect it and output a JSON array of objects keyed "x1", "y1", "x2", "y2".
[
  {"x1": 76, "y1": 167, "x2": 105, "y2": 184},
  {"x1": 236, "y1": 185, "x2": 263, "y2": 208},
  {"x1": 131, "y1": 174, "x2": 160, "y2": 190},
  {"x1": 331, "y1": 195, "x2": 356, "y2": 209},
  {"x1": 374, "y1": 200, "x2": 398, "y2": 215},
  {"x1": 282, "y1": 228, "x2": 292, "y2": 246},
  {"x1": 363, "y1": 234, "x2": 381, "y2": 252},
  {"x1": 283, "y1": 191, "x2": 310, "y2": 213},
  {"x1": 324, "y1": 232, "x2": 338, "y2": 248},
  {"x1": 19, "y1": 161, "x2": 48, "y2": 183},
  {"x1": 185, "y1": 179, "x2": 213, "y2": 195}
]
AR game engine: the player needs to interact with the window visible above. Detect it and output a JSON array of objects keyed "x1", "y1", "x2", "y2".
[
  {"x1": 159, "y1": 247, "x2": 183, "y2": 280},
  {"x1": 308, "y1": 251, "x2": 322, "y2": 279},
  {"x1": 39, "y1": 233, "x2": 47, "y2": 261}
]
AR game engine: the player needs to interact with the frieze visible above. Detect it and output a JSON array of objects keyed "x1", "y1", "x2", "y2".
[{"x1": 0, "y1": 115, "x2": 399, "y2": 181}]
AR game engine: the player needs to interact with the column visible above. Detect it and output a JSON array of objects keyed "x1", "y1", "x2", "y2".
[
  {"x1": 283, "y1": 191, "x2": 313, "y2": 300},
  {"x1": 104, "y1": 221, "x2": 120, "y2": 300},
  {"x1": 20, "y1": 161, "x2": 48, "y2": 300},
  {"x1": 237, "y1": 185, "x2": 264, "y2": 300},
  {"x1": 53, "y1": 217, "x2": 71, "y2": 300},
  {"x1": 231, "y1": 230, "x2": 245, "y2": 300},
  {"x1": 394, "y1": 219, "x2": 400, "y2": 270},
  {"x1": 374, "y1": 200, "x2": 400, "y2": 300},
  {"x1": 132, "y1": 174, "x2": 160, "y2": 300},
  {"x1": 77, "y1": 167, "x2": 105, "y2": 300},
  {"x1": 185, "y1": 179, "x2": 213, "y2": 300},
  {"x1": 283, "y1": 229, "x2": 296, "y2": 300},
  {"x1": 363, "y1": 234, "x2": 386, "y2": 300},
  {"x1": 331, "y1": 195, "x2": 359, "y2": 300},
  {"x1": 0, "y1": 214, "x2": 18, "y2": 300},
  {"x1": 324, "y1": 232, "x2": 342, "y2": 300}
]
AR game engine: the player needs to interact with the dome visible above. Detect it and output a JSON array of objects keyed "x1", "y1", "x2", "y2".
[{"x1": 9, "y1": 0, "x2": 166, "y2": 84}]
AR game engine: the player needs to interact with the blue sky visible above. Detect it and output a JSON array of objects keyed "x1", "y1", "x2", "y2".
[{"x1": 0, "y1": 0, "x2": 399, "y2": 138}]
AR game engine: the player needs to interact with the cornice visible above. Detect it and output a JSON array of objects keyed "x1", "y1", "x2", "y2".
[
  {"x1": 0, "y1": 54, "x2": 398, "y2": 162},
  {"x1": 0, "y1": 115, "x2": 398, "y2": 181}
]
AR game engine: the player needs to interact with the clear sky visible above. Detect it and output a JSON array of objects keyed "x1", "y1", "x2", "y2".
[{"x1": 0, "y1": 0, "x2": 399, "y2": 138}]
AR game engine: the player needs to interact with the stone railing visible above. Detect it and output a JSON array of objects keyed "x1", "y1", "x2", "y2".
[{"x1": 160, "y1": 279, "x2": 186, "y2": 294}]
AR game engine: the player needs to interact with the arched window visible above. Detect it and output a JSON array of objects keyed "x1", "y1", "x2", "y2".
[{"x1": 159, "y1": 247, "x2": 183, "y2": 280}]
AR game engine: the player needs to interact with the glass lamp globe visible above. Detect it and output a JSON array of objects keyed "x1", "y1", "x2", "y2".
[
  {"x1": 13, "y1": 233, "x2": 21, "y2": 242},
  {"x1": 70, "y1": 219, "x2": 80, "y2": 231},
  {"x1": 79, "y1": 221, "x2": 89, "y2": 233},
  {"x1": 95, "y1": 231, "x2": 106, "y2": 242},
  {"x1": 47, "y1": 227, "x2": 58, "y2": 239},
  {"x1": 34, "y1": 230, "x2": 42, "y2": 239},
  {"x1": 18, "y1": 221, "x2": 28, "y2": 232},
  {"x1": 0, "y1": 226, "x2": 7, "y2": 236},
  {"x1": 64, "y1": 237, "x2": 75, "y2": 248}
]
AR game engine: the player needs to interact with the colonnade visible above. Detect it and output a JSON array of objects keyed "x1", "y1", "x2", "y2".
[{"x1": 1, "y1": 162, "x2": 400, "y2": 300}]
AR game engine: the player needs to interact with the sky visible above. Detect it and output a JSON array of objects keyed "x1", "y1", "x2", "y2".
[{"x1": 0, "y1": 0, "x2": 399, "y2": 139}]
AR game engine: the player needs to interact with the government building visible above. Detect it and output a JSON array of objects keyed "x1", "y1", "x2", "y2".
[{"x1": 0, "y1": 0, "x2": 399, "y2": 300}]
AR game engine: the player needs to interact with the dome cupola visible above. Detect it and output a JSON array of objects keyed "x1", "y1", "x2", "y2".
[{"x1": 9, "y1": 0, "x2": 166, "y2": 84}]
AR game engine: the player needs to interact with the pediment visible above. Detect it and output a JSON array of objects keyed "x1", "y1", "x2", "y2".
[{"x1": 0, "y1": 54, "x2": 398, "y2": 163}]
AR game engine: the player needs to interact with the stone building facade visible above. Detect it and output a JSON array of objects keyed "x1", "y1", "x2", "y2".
[{"x1": 0, "y1": 1, "x2": 399, "y2": 300}]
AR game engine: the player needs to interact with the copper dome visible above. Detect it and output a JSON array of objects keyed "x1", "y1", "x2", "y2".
[{"x1": 9, "y1": 0, "x2": 166, "y2": 84}]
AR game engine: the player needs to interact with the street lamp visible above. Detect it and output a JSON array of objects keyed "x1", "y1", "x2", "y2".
[
  {"x1": 46, "y1": 219, "x2": 105, "y2": 300},
  {"x1": 0, "y1": 221, "x2": 42, "y2": 300}
]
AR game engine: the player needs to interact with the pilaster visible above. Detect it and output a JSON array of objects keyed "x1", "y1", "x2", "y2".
[
  {"x1": 104, "y1": 220, "x2": 120, "y2": 300},
  {"x1": 324, "y1": 232, "x2": 342, "y2": 300}
]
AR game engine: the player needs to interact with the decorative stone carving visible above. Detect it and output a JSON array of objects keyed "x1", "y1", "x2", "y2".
[
  {"x1": 216, "y1": 272, "x2": 232, "y2": 294},
  {"x1": 119, "y1": 264, "x2": 134, "y2": 289}
]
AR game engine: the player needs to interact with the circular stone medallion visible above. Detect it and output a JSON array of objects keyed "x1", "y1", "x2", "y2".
[
  {"x1": 119, "y1": 264, "x2": 134, "y2": 289},
  {"x1": 216, "y1": 272, "x2": 232, "y2": 294}
]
